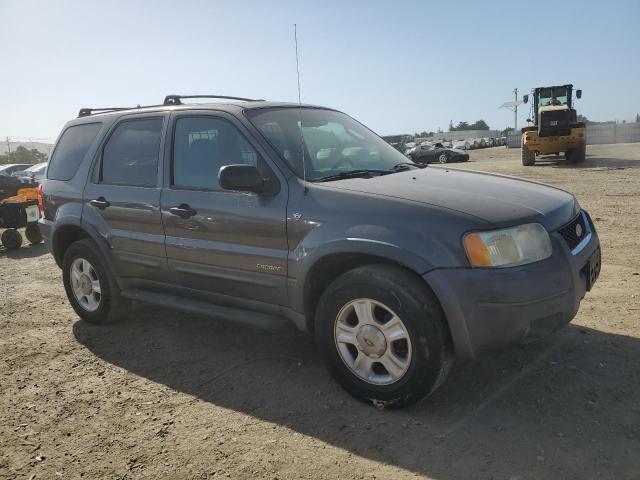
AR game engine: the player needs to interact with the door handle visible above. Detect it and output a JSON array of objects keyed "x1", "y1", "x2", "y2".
[
  {"x1": 90, "y1": 197, "x2": 110, "y2": 210},
  {"x1": 168, "y1": 204, "x2": 197, "y2": 219}
]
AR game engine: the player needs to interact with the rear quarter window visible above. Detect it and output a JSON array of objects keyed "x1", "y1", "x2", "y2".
[{"x1": 47, "y1": 123, "x2": 102, "y2": 181}]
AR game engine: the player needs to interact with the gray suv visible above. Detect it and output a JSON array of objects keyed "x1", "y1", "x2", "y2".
[{"x1": 40, "y1": 95, "x2": 601, "y2": 407}]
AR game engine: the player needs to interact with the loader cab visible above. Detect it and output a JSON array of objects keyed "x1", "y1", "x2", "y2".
[
  {"x1": 534, "y1": 85, "x2": 573, "y2": 116},
  {"x1": 526, "y1": 84, "x2": 579, "y2": 137}
]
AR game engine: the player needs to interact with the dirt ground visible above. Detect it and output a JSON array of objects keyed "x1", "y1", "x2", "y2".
[{"x1": 1, "y1": 143, "x2": 639, "y2": 480}]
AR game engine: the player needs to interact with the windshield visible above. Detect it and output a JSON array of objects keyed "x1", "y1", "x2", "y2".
[
  {"x1": 246, "y1": 107, "x2": 414, "y2": 181},
  {"x1": 538, "y1": 87, "x2": 569, "y2": 107}
]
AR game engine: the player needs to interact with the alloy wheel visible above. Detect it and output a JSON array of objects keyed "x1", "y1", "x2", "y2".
[
  {"x1": 70, "y1": 258, "x2": 102, "y2": 312},
  {"x1": 334, "y1": 298, "x2": 412, "y2": 385}
]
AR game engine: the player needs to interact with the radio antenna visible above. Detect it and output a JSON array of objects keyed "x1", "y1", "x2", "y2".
[{"x1": 294, "y1": 23, "x2": 308, "y2": 194}]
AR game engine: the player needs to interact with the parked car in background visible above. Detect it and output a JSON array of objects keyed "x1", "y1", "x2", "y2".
[
  {"x1": 406, "y1": 142, "x2": 469, "y2": 164},
  {"x1": 453, "y1": 140, "x2": 470, "y2": 150},
  {"x1": 0, "y1": 164, "x2": 31, "y2": 176},
  {"x1": 13, "y1": 162, "x2": 47, "y2": 184},
  {"x1": 391, "y1": 142, "x2": 409, "y2": 152}
]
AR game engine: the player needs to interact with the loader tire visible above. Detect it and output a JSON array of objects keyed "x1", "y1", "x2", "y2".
[{"x1": 521, "y1": 144, "x2": 535, "y2": 166}]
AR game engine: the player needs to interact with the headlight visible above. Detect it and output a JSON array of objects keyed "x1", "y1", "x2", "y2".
[
  {"x1": 463, "y1": 223, "x2": 552, "y2": 268},
  {"x1": 572, "y1": 198, "x2": 581, "y2": 217}
]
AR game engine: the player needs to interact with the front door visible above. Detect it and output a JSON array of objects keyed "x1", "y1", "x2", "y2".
[
  {"x1": 83, "y1": 113, "x2": 168, "y2": 284},
  {"x1": 160, "y1": 112, "x2": 288, "y2": 306}
]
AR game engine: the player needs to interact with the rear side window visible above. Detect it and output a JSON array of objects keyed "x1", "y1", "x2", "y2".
[
  {"x1": 47, "y1": 123, "x2": 102, "y2": 180},
  {"x1": 101, "y1": 118, "x2": 163, "y2": 187}
]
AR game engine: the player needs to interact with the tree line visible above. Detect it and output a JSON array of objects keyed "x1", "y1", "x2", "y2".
[
  {"x1": 449, "y1": 120, "x2": 490, "y2": 131},
  {"x1": 0, "y1": 146, "x2": 48, "y2": 165}
]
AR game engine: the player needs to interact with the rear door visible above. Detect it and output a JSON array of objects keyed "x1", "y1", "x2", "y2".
[
  {"x1": 160, "y1": 111, "x2": 289, "y2": 306},
  {"x1": 82, "y1": 113, "x2": 168, "y2": 284}
]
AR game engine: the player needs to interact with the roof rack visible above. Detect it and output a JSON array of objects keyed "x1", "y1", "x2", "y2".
[
  {"x1": 77, "y1": 94, "x2": 264, "y2": 118},
  {"x1": 78, "y1": 107, "x2": 134, "y2": 118},
  {"x1": 163, "y1": 94, "x2": 264, "y2": 106}
]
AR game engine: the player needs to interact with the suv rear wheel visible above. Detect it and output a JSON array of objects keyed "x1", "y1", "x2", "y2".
[
  {"x1": 315, "y1": 264, "x2": 453, "y2": 408},
  {"x1": 62, "y1": 239, "x2": 127, "y2": 324}
]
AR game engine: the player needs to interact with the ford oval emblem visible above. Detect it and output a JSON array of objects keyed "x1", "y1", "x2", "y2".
[{"x1": 575, "y1": 223, "x2": 583, "y2": 237}]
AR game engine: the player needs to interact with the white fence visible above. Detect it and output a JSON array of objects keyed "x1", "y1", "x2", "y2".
[
  {"x1": 506, "y1": 122, "x2": 640, "y2": 148},
  {"x1": 506, "y1": 131, "x2": 521, "y2": 148},
  {"x1": 587, "y1": 122, "x2": 640, "y2": 144}
]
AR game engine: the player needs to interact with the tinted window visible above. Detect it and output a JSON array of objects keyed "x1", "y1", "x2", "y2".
[
  {"x1": 101, "y1": 118, "x2": 163, "y2": 187},
  {"x1": 47, "y1": 123, "x2": 102, "y2": 181},
  {"x1": 173, "y1": 117, "x2": 259, "y2": 190}
]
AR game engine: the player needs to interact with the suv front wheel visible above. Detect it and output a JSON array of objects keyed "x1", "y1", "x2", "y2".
[
  {"x1": 315, "y1": 264, "x2": 453, "y2": 408},
  {"x1": 62, "y1": 239, "x2": 127, "y2": 324}
]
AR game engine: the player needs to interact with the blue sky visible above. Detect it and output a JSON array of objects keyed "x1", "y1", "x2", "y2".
[{"x1": 1, "y1": 0, "x2": 638, "y2": 142}]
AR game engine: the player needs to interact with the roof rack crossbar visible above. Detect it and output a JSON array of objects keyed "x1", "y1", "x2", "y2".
[
  {"x1": 163, "y1": 94, "x2": 264, "y2": 106},
  {"x1": 78, "y1": 107, "x2": 133, "y2": 118}
]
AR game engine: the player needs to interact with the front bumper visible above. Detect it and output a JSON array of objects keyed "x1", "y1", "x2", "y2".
[
  {"x1": 523, "y1": 127, "x2": 585, "y2": 155},
  {"x1": 424, "y1": 213, "x2": 600, "y2": 359}
]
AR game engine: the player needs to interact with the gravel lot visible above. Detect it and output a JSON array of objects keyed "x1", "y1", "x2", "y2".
[{"x1": 1, "y1": 143, "x2": 639, "y2": 480}]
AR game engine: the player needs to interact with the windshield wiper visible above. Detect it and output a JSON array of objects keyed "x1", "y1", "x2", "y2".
[
  {"x1": 314, "y1": 169, "x2": 389, "y2": 182},
  {"x1": 390, "y1": 162, "x2": 426, "y2": 171}
]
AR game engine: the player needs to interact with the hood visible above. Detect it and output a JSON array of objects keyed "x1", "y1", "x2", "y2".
[{"x1": 318, "y1": 168, "x2": 576, "y2": 230}]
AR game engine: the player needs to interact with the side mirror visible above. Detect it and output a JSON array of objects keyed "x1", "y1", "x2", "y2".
[
  {"x1": 523, "y1": 94, "x2": 529, "y2": 104},
  {"x1": 219, "y1": 164, "x2": 264, "y2": 193},
  {"x1": 576, "y1": 89, "x2": 582, "y2": 99},
  {"x1": 526, "y1": 118, "x2": 532, "y2": 123}
]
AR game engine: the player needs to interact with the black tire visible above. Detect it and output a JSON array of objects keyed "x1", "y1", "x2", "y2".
[
  {"x1": 573, "y1": 143, "x2": 586, "y2": 163},
  {"x1": 564, "y1": 148, "x2": 573, "y2": 162},
  {"x1": 315, "y1": 264, "x2": 453, "y2": 408},
  {"x1": 25, "y1": 224, "x2": 43, "y2": 244},
  {"x1": 521, "y1": 143, "x2": 535, "y2": 166},
  {"x1": 62, "y1": 239, "x2": 127, "y2": 324},
  {"x1": 1, "y1": 229, "x2": 23, "y2": 250},
  {"x1": 437, "y1": 152, "x2": 449, "y2": 164}
]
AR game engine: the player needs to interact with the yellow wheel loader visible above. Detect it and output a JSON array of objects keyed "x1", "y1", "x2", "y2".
[{"x1": 521, "y1": 84, "x2": 586, "y2": 166}]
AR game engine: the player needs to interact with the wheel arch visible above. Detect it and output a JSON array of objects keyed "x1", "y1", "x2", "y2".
[
  {"x1": 51, "y1": 222, "x2": 112, "y2": 272},
  {"x1": 297, "y1": 241, "x2": 450, "y2": 341}
]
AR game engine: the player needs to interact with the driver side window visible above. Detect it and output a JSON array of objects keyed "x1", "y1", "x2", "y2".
[{"x1": 172, "y1": 116, "x2": 260, "y2": 191}]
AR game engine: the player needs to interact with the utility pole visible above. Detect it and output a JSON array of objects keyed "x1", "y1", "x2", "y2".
[
  {"x1": 513, "y1": 88, "x2": 518, "y2": 132},
  {"x1": 500, "y1": 89, "x2": 523, "y2": 135}
]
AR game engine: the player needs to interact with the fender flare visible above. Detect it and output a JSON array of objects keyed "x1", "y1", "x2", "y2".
[
  {"x1": 51, "y1": 219, "x2": 121, "y2": 288},
  {"x1": 290, "y1": 237, "x2": 434, "y2": 314}
]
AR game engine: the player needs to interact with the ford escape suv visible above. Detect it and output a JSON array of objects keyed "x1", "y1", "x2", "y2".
[{"x1": 40, "y1": 95, "x2": 601, "y2": 408}]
